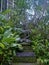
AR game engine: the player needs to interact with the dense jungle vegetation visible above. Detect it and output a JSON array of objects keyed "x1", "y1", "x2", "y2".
[{"x1": 0, "y1": 0, "x2": 49, "y2": 65}]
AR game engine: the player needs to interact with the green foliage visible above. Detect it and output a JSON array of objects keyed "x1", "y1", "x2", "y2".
[
  {"x1": 15, "y1": 0, "x2": 27, "y2": 8},
  {"x1": 36, "y1": 6, "x2": 42, "y2": 11},
  {"x1": 0, "y1": 0, "x2": 49, "y2": 65},
  {"x1": 31, "y1": 22, "x2": 49, "y2": 65},
  {"x1": 0, "y1": 9, "x2": 23, "y2": 65},
  {"x1": 0, "y1": 0, "x2": 28, "y2": 64}
]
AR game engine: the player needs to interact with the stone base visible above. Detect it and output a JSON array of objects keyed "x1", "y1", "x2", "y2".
[
  {"x1": 13, "y1": 56, "x2": 36, "y2": 63},
  {"x1": 12, "y1": 63, "x2": 36, "y2": 65}
]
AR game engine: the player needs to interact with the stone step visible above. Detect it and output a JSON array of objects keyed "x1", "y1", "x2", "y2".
[
  {"x1": 20, "y1": 42, "x2": 31, "y2": 46},
  {"x1": 12, "y1": 63, "x2": 36, "y2": 65},
  {"x1": 23, "y1": 46, "x2": 32, "y2": 52},
  {"x1": 13, "y1": 52, "x2": 36, "y2": 63},
  {"x1": 19, "y1": 39, "x2": 32, "y2": 43},
  {"x1": 13, "y1": 56, "x2": 36, "y2": 63},
  {"x1": 16, "y1": 52, "x2": 35, "y2": 57}
]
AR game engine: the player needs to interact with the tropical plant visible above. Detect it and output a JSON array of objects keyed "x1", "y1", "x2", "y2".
[
  {"x1": 0, "y1": 9, "x2": 23, "y2": 65},
  {"x1": 31, "y1": 22, "x2": 49, "y2": 65}
]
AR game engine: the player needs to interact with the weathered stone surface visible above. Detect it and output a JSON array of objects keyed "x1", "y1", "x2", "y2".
[
  {"x1": 12, "y1": 63, "x2": 36, "y2": 65},
  {"x1": 20, "y1": 42, "x2": 31, "y2": 45},
  {"x1": 13, "y1": 56, "x2": 36, "y2": 63},
  {"x1": 19, "y1": 39, "x2": 32, "y2": 43},
  {"x1": 16, "y1": 52, "x2": 35, "y2": 57},
  {"x1": 23, "y1": 45, "x2": 33, "y2": 52}
]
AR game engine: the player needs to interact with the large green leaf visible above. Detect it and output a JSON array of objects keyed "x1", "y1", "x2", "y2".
[
  {"x1": 0, "y1": 43, "x2": 5, "y2": 49},
  {"x1": 4, "y1": 28, "x2": 12, "y2": 38},
  {"x1": 2, "y1": 37, "x2": 15, "y2": 44}
]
